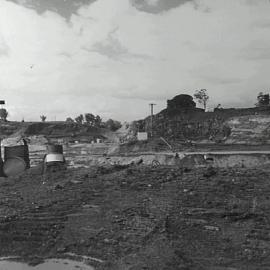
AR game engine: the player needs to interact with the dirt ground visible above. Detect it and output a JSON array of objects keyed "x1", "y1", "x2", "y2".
[{"x1": 1, "y1": 163, "x2": 270, "y2": 270}]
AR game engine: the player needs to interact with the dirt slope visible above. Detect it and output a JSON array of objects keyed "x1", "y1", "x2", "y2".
[
  {"x1": 0, "y1": 121, "x2": 114, "y2": 142},
  {"x1": 225, "y1": 115, "x2": 270, "y2": 144}
]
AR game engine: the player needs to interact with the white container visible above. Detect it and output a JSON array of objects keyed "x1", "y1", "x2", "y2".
[
  {"x1": 137, "y1": 132, "x2": 148, "y2": 141},
  {"x1": 45, "y1": 153, "x2": 64, "y2": 163}
]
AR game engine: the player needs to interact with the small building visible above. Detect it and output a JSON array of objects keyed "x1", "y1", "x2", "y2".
[{"x1": 137, "y1": 132, "x2": 148, "y2": 141}]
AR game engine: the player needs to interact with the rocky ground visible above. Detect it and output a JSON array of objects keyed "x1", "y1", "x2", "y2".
[{"x1": 0, "y1": 163, "x2": 270, "y2": 270}]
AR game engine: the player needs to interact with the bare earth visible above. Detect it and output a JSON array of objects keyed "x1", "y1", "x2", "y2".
[{"x1": 0, "y1": 164, "x2": 270, "y2": 270}]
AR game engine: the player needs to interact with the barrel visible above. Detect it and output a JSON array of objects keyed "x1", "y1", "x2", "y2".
[
  {"x1": 4, "y1": 145, "x2": 30, "y2": 169},
  {"x1": 3, "y1": 157, "x2": 27, "y2": 177},
  {"x1": 45, "y1": 144, "x2": 64, "y2": 163}
]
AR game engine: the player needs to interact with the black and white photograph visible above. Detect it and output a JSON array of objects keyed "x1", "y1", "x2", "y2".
[{"x1": 1, "y1": 0, "x2": 270, "y2": 269}]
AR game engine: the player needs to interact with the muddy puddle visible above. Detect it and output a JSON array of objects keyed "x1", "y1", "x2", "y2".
[{"x1": 0, "y1": 258, "x2": 94, "y2": 270}]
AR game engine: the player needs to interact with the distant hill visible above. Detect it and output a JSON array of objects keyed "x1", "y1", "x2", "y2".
[
  {"x1": 0, "y1": 121, "x2": 117, "y2": 143},
  {"x1": 134, "y1": 101, "x2": 270, "y2": 145}
]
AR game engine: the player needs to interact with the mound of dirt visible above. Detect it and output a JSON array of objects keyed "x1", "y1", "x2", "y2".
[
  {"x1": 0, "y1": 121, "x2": 113, "y2": 143},
  {"x1": 24, "y1": 122, "x2": 102, "y2": 137},
  {"x1": 0, "y1": 122, "x2": 27, "y2": 138}
]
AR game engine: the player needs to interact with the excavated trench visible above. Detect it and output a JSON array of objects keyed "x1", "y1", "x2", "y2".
[{"x1": 27, "y1": 143, "x2": 270, "y2": 169}]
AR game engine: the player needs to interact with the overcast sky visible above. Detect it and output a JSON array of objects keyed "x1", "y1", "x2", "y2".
[{"x1": 0, "y1": 0, "x2": 270, "y2": 122}]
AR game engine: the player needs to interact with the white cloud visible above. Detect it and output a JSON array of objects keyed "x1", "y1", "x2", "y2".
[{"x1": 0, "y1": 0, "x2": 270, "y2": 122}]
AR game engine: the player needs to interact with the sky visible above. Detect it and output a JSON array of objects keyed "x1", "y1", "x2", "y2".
[{"x1": 0, "y1": 0, "x2": 270, "y2": 122}]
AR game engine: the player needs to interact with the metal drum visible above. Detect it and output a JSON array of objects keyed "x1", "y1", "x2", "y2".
[
  {"x1": 45, "y1": 144, "x2": 65, "y2": 163},
  {"x1": 3, "y1": 157, "x2": 27, "y2": 177},
  {"x1": 4, "y1": 145, "x2": 30, "y2": 169}
]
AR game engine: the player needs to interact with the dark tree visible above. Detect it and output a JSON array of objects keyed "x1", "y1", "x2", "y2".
[
  {"x1": 66, "y1": 117, "x2": 74, "y2": 123},
  {"x1": 94, "y1": 115, "x2": 102, "y2": 127},
  {"x1": 167, "y1": 94, "x2": 196, "y2": 110},
  {"x1": 256, "y1": 92, "x2": 269, "y2": 107},
  {"x1": 84, "y1": 113, "x2": 95, "y2": 126},
  {"x1": 105, "y1": 119, "x2": 122, "y2": 131},
  {"x1": 84, "y1": 113, "x2": 102, "y2": 127},
  {"x1": 75, "y1": 114, "x2": 84, "y2": 124}
]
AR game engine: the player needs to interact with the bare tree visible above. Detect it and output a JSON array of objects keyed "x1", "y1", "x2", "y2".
[
  {"x1": 194, "y1": 89, "x2": 209, "y2": 110},
  {"x1": 40, "y1": 115, "x2": 47, "y2": 122},
  {"x1": 0, "y1": 108, "x2": 8, "y2": 121}
]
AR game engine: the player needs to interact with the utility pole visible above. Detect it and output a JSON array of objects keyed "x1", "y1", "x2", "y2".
[
  {"x1": 0, "y1": 100, "x2": 5, "y2": 164},
  {"x1": 149, "y1": 103, "x2": 156, "y2": 137}
]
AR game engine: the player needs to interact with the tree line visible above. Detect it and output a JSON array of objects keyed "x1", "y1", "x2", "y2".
[
  {"x1": 66, "y1": 113, "x2": 122, "y2": 131},
  {"x1": 174, "y1": 89, "x2": 270, "y2": 110},
  {"x1": 0, "y1": 90, "x2": 269, "y2": 123}
]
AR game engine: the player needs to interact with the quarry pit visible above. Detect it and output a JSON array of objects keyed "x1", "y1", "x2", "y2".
[
  {"x1": 1, "y1": 162, "x2": 270, "y2": 270},
  {"x1": 1, "y1": 109, "x2": 270, "y2": 269}
]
